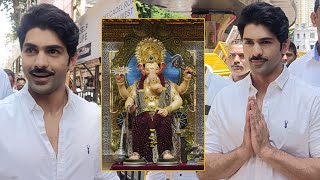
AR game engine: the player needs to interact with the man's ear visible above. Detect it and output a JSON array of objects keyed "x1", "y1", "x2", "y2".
[
  {"x1": 311, "y1": 12, "x2": 318, "y2": 27},
  {"x1": 281, "y1": 39, "x2": 290, "y2": 54},
  {"x1": 68, "y1": 52, "x2": 78, "y2": 70}
]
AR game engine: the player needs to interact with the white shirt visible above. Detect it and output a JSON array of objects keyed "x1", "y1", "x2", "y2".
[
  {"x1": 146, "y1": 172, "x2": 166, "y2": 180},
  {"x1": 225, "y1": 74, "x2": 235, "y2": 82},
  {"x1": 205, "y1": 70, "x2": 232, "y2": 115},
  {"x1": 288, "y1": 46, "x2": 320, "y2": 86},
  {"x1": 0, "y1": 85, "x2": 119, "y2": 180},
  {"x1": 206, "y1": 68, "x2": 320, "y2": 180},
  {"x1": 0, "y1": 68, "x2": 12, "y2": 100}
]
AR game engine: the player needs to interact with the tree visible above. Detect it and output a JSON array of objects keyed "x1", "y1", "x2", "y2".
[
  {"x1": 0, "y1": 0, "x2": 36, "y2": 39},
  {"x1": 136, "y1": 0, "x2": 187, "y2": 18},
  {"x1": 151, "y1": 6, "x2": 187, "y2": 18},
  {"x1": 136, "y1": 0, "x2": 151, "y2": 18}
]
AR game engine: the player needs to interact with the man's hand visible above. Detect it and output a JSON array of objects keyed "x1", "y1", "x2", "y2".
[
  {"x1": 248, "y1": 96, "x2": 272, "y2": 157},
  {"x1": 240, "y1": 97, "x2": 255, "y2": 159},
  {"x1": 157, "y1": 109, "x2": 168, "y2": 117}
]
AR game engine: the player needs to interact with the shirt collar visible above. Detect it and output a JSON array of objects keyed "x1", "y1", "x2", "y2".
[
  {"x1": 314, "y1": 42, "x2": 320, "y2": 61},
  {"x1": 274, "y1": 66, "x2": 290, "y2": 90},
  {"x1": 243, "y1": 65, "x2": 289, "y2": 93},
  {"x1": 228, "y1": 74, "x2": 235, "y2": 82},
  {"x1": 19, "y1": 83, "x2": 38, "y2": 111},
  {"x1": 19, "y1": 83, "x2": 74, "y2": 111}
]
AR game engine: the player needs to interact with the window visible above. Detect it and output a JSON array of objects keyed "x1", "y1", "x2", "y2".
[
  {"x1": 311, "y1": 45, "x2": 315, "y2": 49},
  {"x1": 297, "y1": 45, "x2": 299, "y2": 49},
  {"x1": 310, "y1": 33, "x2": 315, "y2": 39},
  {"x1": 303, "y1": 33, "x2": 305, "y2": 38},
  {"x1": 297, "y1": 33, "x2": 300, "y2": 39}
]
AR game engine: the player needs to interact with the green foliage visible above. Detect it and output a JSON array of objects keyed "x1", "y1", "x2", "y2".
[
  {"x1": 4, "y1": 32, "x2": 16, "y2": 45},
  {"x1": 136, "y1": 0, "x2": 187, "y2": 18},
  {"x1": 0, "y1": 0, "x2": 36, "y2": 40},
  {"x1": 151, "y1": 6, "x2": 187, "y2": 18},
  {"x1": 136, "y1": 0, "x2": 151, "y2": 18}
]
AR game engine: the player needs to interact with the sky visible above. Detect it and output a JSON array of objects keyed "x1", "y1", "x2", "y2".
[{"x1": 0, "y1": 6, "x2": 13, "y2": 69}]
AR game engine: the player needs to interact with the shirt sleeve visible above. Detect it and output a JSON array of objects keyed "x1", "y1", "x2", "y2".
[
  {"x1": 0, "y1": 69, "x2": 12, "y2": 100},
  {"x1": 205, "y1": 98, "x2": 222, "y2": 154},
  {"x1": 93, "y1": 134, "x2": 120, "y2": 180},
  {"x1": 94, "y1": 171, "x2": 120, "y2": 180},
  {"x1": 90, "y1": 103, "x2": 120, "y2": 180},
  {"x1": 309, "y1": 92, "x2": 320, "y2": 157},
  {"x1": 146, "y1": 172, "x2": 166, "y2": 180}
]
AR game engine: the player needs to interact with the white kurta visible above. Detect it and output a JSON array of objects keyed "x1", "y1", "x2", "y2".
[
  {"x1": 0, "y1": 85, "x2": 119, "y2": 180},
  {"x1": 0, "y1": 68, "x2": 12, "y2": 100},
  {"x1": 206, "y1": 68, "x2": 320, "y2": 180},
  {"x1": 289, "y1": 46, "x2": 320, "y2": 87}
]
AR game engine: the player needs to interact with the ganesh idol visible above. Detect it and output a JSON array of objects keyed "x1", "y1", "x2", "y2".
[{"x1": 115, "y1": 38, "x2": 194, "y2": 163}]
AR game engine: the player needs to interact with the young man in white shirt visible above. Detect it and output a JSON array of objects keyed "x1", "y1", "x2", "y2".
[
  {"x1": 198, "y1": 2, "x2": 320, "y2": 180},
  {"x1": 0, "y1": 4, "x2": 119, "y2": 180},
  {"x1": 0, "y1": 68, "x2": 12, "y2": 99},
  {"x1": 225, "y1": 39, "x2": 250, "y2": 82},
  {"x1": 289, "y1": 0, "x2": 320, "y2": 86}
]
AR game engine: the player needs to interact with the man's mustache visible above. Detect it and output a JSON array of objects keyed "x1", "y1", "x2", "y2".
[
  {"x1": 231, "y1": 64, "x2": 243, "y2": 68},
  {"x1": 29, "y1": 68, "x2": 55, "y2": 75},
  {"x1": 249, "y1": 55, "x2": 268, "y2": 62}
]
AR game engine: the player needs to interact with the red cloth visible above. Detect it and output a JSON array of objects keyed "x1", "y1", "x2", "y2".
[
  {"x1": 131, "y1": 111, "x2": 173, "y2": 162},
  {"x1": 111, "y1": 163, "x2": 204, "y2": 170}
]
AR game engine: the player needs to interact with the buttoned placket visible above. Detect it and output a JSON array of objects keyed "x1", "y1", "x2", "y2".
[
  {"x1": 31, "y1": 104, "x2": 57, "y2": 179},
  {"x1": 262, "y1": 81, "x2": 279, "y2": 125},
  {"x1": 31, "y1": 103, "x2": 68, "y2": 180},
  {"x1": 56, "y1": 103, "x2": 70, "y2": 180}
]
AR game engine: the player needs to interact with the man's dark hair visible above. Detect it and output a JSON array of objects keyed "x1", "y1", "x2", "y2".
[
  {"x1": 237, "y1": 2, "x2": 289, "y2": 47},
  {"x1": 289, "y1": 42, "x2": 297, "y2": 56},
  {"x1": 17, "y1": 3, "x2": 79, "y2": 64},
  {"x1": 315, "y1": 0, "x2": 319, "y2": 12},
  {"x1": 17, "y1": 77, "x2": 26, "y2": 82},
  {"x1": 3, "y1": 69, "x2": 15, "y2": 80}
]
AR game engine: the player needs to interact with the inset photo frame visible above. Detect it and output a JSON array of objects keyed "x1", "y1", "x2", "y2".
[{"x1": 101, "y1": 18, "x2": 205, "y2": 171}]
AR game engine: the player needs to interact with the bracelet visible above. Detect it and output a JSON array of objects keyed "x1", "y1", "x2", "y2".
[
  {"x1": 183, "y1": 76, "x2": 192, "y2": 81},
  {"x1": 164, "y1": 106, "x2": 173, "y2": 114},
  {"x1": 116, "y1": 82, "x2": 125, "y2": 86}
]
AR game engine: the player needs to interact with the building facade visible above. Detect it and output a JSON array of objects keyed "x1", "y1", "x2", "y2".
[{"x1": 294, "y1": 26, "x2": 317, "y2": 52}]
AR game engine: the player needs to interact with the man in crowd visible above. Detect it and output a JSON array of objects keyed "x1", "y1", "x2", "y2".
[
  {"x1": 0, "y1": 68, "x2": 12, "y2": 99},
  {"x1": 289, "y1": 0, "x2": 320, "y2": 86},
  {"x1": 0, "y1": 4, "x2": 119, "y2": 180},
  {"x1": 3, "y1": 69, "x2": 15, "y2": 89},
  {"x1": 206, "y1": 39, "x2": 249, "y2": 116},
  {"x1": 198, "y1": 2, "x2": 320, "y2": 179},
  {"x1": 16, "y1": 77, "x2": 26, "y2": 91},
  {"x1": 226, "y1": 39, "x2": 250, "y2": 82},
  {"x1": 282, "y1": 42, "x2": 297, "y2": 67}
]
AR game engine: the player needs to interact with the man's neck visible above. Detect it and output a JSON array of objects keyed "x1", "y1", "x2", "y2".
[
  {"x1": 29, "y1": 85, "x2": 68, "y2": 114},
  {"x1": 232, "y1": 72, "x2": 250, "y2": 82},
  {"x1": 251, "y1": 64, "x2": 283, "y2": 93}
]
